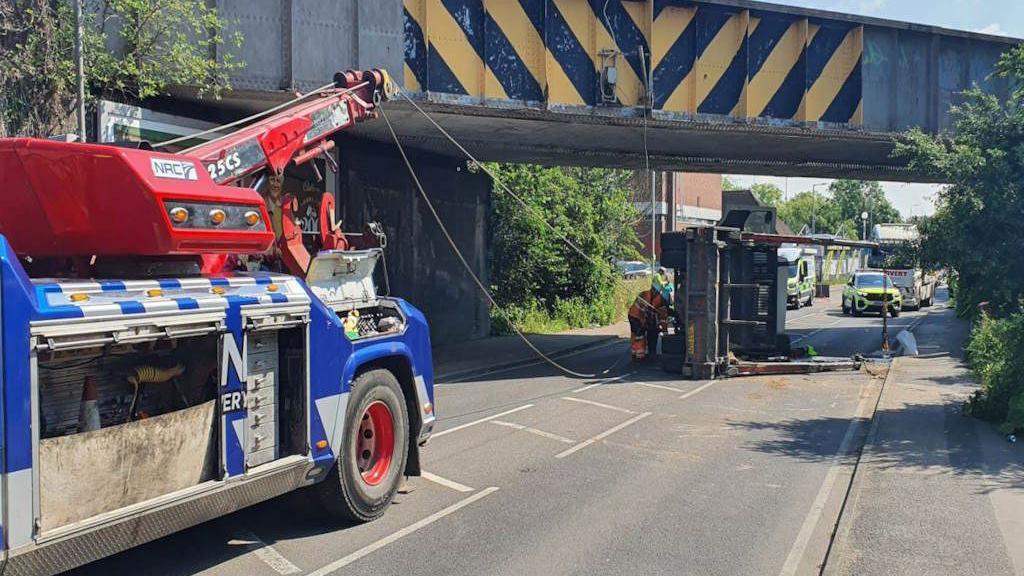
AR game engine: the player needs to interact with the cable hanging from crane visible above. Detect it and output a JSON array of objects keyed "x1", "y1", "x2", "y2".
[{"x1": 379, "y1": 101, "x2": 624, "y2": 380}]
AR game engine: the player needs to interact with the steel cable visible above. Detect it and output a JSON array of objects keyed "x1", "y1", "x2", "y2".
[{"x1": 379, "y1": 102, "x2": 625, "y2": 380}]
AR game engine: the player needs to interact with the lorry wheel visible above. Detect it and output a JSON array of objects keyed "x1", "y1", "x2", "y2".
[{"x1": 316, "y1": 369, "x2": 409, "y2": 523}]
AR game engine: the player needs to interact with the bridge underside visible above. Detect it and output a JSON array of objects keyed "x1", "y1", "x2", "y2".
[
  {"x1": 184, "y1": 0, "x2": 1021, "y2": 182},
  {"x1": 353, "y1": 100, "x2": 913, "y2": 181}
]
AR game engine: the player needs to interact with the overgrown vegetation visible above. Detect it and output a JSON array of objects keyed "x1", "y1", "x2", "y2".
[
  {"x1": 1, "y1": 0, "x2": 242, "y2": 137},
  {"x1": 724, "y1": 178, "x2": 902, "y2": 238},
  {"x1": 487, "y1": 164, "x2": 642, "y2": 335},
  {"x1": 895, "y1": 44, "x2": 1024, "y2": 434}
]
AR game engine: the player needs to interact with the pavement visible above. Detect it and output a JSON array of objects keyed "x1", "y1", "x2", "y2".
[
  {"x1": 67, "y1": 288, "x2": 1022, "y2": 576},
  {"x1": 824, "y1": 299, "x2": 1024, "y2": 576}
]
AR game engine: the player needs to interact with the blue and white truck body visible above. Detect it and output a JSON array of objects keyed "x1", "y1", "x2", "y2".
[{"x1": 0, "y1": 240, "x2": 434, "y2": 575}]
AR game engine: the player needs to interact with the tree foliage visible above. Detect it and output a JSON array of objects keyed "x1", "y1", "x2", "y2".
[
  {"x1": 774, "y1": 179, "x2": 901, "y2": 237},
  {"x1": 488, "y1": 164, "x2": 641, "y2": 332},
  {"x1": 894, "y1": 45, "x2": 1024, "y2": 317},
  {"x1": 722, "y1": 176, "x2": 743, "y2": 191},
  {"x1": 895, "y1": 44, "x2": 1024, "y2": 434},
  {"x1": 1, "y1": 0, "x2": 242, "y2": 137},
  {"x1": 751, "y1": 182, "x2": 783, "y2": 206}
]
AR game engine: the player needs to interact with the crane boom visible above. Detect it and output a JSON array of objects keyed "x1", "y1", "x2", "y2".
[
  {"x1": 0, "y1": 69, "x2": 396, "y2": 278},
  {"x1": 186, "y1": 69, "x2": 395, "y2": 185}
]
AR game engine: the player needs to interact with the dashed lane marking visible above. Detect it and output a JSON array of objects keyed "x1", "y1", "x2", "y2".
[
  {"x1": 555, "y1": 412, "x2": 653, "y2": 459},
  {"x1": 790, "y1": 317, "x2": 845, "y2": 344},
  {"x1": 421, "y1": 471, "x2": 474, "y2": 493},
  {"x1": 560, "y1": 396, "x2": 636, "y2": 414},
  {"x1": 678, "y1": 381, "x2": 717, "y2": 400},
  {"x1": 490, "y1": 420, "x2": 576, "y2": 444},
  {"x1": 637, "y1": 382, "x2": 683, "y2": 393},
  {"x1": 432, "y1": 404, "x2": 534, "y2": 438},
  {"x1": 227, "y1": 530, "x2": 301, "y2": 575},
  {"x1": 572, "y1": 373, "x2": 633, "y2": 394},
  {"x1": 306, "y1": 487, "x2": 500, "y2": 576}
]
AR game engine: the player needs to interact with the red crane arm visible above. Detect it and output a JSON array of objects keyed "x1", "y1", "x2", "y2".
[{"x1": 185, "y1": 69, "x2": 395, "y2": 185}]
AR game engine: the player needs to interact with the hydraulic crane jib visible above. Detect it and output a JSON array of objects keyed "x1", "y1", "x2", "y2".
[{"x1": 0, "y1": 68, "x2": 395, "y2": 267}]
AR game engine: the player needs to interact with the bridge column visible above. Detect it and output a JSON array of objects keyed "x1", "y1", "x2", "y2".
[{"x1": 333, "y1": 139, "x2": 492, "y2": 345}]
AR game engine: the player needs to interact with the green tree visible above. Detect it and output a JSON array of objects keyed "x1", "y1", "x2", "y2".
[
  {"x1": 722, "y1": 176, "x2": 743, "y2": 191},
  {"x1": 488, "y1": 164, "x2": 640, "y2": 332},
  {"x1": 895, "y1": 43, "x2": 1024, "y2": 434},
  {"x1": 777, "y1": 190, "x2": 840, "y2": 235},
  {"x1": 894, "y1": 45, "x2": 1024, "y2": 316},
  {"x1": 1, "y1": 0, "x2": 242, "y2": 137},
  {"x1": 829, "y1": 180, "x2": 902, "y2": 238},
  {"x1": 751, "y1": 182, "x2": 783, "y2": 206}
]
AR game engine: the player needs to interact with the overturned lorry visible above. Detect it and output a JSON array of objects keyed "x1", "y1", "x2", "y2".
[
  {"x1": 659, "y1": 220, "x2": 876, "y2": 380},
  {"x1": 0, "y1": 70, "x2": 435, "y2": 574}
]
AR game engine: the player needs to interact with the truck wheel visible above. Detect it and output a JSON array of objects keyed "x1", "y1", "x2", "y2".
[{"x1": 316, "y1": 369, "x2": 409, "y2": 523}]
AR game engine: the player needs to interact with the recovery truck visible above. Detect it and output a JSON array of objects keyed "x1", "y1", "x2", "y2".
[
  {"x1": 0, "y1": 69, "x2": 435, "y2": 575},
  {"x1": 869, "y1": 223, "x2": 937, "y2": 310}
]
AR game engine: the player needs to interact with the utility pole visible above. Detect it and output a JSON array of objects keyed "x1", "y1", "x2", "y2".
[
  {"x1": 72, "y1": 0, "x2": 86, "y2": 141},
  {"x1": 811, "y1": 183, "x2": 828, "y2": 235}
]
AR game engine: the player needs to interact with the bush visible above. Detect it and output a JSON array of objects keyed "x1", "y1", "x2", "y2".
[
  {"x1": 964, "y1": 313, "x2": 1024, "y2": 434},
  {"x1": 486, "y1": 163, "x2": 641, "y2": 335},
  {"x1": 490, "y1": 278, "x2": 649, "y2": 335}
]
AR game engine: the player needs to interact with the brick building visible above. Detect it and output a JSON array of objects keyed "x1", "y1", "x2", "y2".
[{"x1": 634, "y1": 172, "x2": 723, "y2": 259}]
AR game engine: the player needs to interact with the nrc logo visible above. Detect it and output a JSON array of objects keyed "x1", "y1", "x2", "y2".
[{"x1": 150, "y1": 158, "x2": 198, "y2": 181}]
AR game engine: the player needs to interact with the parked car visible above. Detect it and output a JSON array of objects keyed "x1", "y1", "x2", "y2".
[
  {"x1": 617, "y1": 260, "x2": 652, "y2": 280},
  {"x1": 842, "y1": 271, "x2": 902, "y2": 317}
]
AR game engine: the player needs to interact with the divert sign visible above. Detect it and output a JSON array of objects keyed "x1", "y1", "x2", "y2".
[{"x1": 150, "y1": 158, "x2": 198, "y2": 181}]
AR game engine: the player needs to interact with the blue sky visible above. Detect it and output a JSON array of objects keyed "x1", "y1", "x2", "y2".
[
  {"x1": 725, "y1": 1, "x2": 1021, "y2": 218},
  {"x1": 786, "y1": 0, "x2": 1023, "y2": 38}
]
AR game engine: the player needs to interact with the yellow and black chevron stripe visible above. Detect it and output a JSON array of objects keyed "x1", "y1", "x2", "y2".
[{"x1": 404, "y1": 0, "x2": 863, "y2": 125}]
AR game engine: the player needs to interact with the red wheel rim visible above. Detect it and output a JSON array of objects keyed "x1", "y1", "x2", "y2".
[{"x1": 356, "y1": 401, "x2": 395, "y2": 486}]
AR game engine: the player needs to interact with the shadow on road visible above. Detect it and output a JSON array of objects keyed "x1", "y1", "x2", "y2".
[{"x1": 731, "y1": 399, "x2": 1023, "y2": 494}]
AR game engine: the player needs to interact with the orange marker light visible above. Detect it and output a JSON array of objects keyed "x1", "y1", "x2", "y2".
[
  {"x1": 315, "y1": 440, "x2": 328, "y2": 450},
  {"x1": 211, "y1": 286, "x2": 226, "y2": 295},
  {"x1": 169, "y1": 207, "x2": 189, "y2": 224},
  {"x1": 424, "y1": 402, "x2": 433, "y2": 415},
  {"x1": 209, "y1": 209, "x2": 226, "y2": 226},
  {"x1": 69, "y1": 293, "x2": 90, "y2": 302},
  {"x1": 267, "y1": 284, "x2": 279, "y2": 292},
  {"x1": 244, "y1": 211, "x2": 261, "y2": 226},
  {"x1": 146, "y1": 289, "x2": 163, "y2": 298}
]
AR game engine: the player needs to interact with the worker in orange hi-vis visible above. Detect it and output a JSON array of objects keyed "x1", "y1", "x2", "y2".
[{"x1": 628, "y1": 269, "x2": 674, "y2": 362}]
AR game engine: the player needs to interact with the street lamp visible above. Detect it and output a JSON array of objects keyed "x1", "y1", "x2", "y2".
[
  {"x1": 811, "y1": 183, "x2": 828, "y2": 235},
  {"x1": 861, "y1": 210, "x2": 869, "y2": 240}
]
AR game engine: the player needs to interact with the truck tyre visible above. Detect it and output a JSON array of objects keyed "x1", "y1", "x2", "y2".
[{"x1": 315, "y1": 369, "x2": 409, "y2": 523}]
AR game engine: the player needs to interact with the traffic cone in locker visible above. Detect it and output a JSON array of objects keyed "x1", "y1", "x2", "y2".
[{"x1": 78, "y1": 376, "x2": 101, "y2": 432}]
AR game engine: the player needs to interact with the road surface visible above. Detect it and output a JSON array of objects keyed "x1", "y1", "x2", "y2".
[{"x1": 70, "y1": 291, "x2": 942, "y2": 576}]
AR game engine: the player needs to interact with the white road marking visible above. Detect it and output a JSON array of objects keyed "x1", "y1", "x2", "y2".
[
  {"x1": 227, "y1": 530, "x2": 300, "y2": 575},
  {"x1": 637, "y1": 382, "x2": 682, "y2": 393},
  {"x1": 678, "y1": 381, "x2": 717, "y2": 400},
  {"x1": 307, "y1": 487, "x2": 500, "y2": 576},
  {"x1": 555, "y1": 412, "x2": 652, "y2": 459},
  {"x1": 572, "y1": 373, "x2": 631, "y2": 393},
  {"x1": 572, "y1": 382, "x2": 605, "y2": 393},
  {"x1": 560, "y1": 396, "x2": 636, "y2": 414},
  {"x1": 790, "y1": 317, "x2": 845, "y2": 344},
  {"x1": 778, "y1": 389, "x2": 875, "y2": 576},
  {"x1": 421, "y1": 471, "x2": 474, "y2": 493},
  {"x1": 431, "y1": 404, "x2": 534, "y2": 438},
  {"x1": 490, "y1": 420, "x2": 575, "y2": 444}
]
